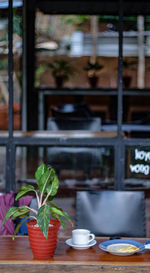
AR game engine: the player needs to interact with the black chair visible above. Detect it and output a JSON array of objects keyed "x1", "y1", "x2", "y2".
[
  {"x1": 47, "y1": 117, "x2": 101, "y2": 131},
  {"x1": 50, "y1": 102, "x2": 94, "y2": 118},
  {"x1": 76, "y1": 190, "x2": 146, "y2": 237}
]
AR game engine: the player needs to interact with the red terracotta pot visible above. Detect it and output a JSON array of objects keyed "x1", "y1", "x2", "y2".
[{"x1": 27, "y1": 219, "x2": 60, "y2": 259}]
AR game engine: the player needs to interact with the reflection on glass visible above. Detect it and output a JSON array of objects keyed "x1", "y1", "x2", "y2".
[{"x1": 16, "y1": 146, "x2": 114, "y2": 187}]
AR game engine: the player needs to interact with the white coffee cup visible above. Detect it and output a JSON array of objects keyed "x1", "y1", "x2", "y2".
[{"x1": 72, "y1": 229, "x2": 95, "y2": 245}]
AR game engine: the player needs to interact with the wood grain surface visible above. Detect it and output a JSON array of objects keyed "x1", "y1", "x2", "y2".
[{"x1": 0, "y1": 236, "x2": 150, "y2": 273}]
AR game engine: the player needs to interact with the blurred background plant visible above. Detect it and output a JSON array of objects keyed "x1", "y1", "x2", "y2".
[
  {"x1": 48, "y1": 59, "x2": 74, "y2": 87},
  {"x1": 84, "y1": 59, "x2": 104, "y2": 87},
  {"x1": 60, "y1": 15, "x2": 89, "y2": 31},
  {"x1": 122, "y1": 59, "x2": 137, "y2": 88}
]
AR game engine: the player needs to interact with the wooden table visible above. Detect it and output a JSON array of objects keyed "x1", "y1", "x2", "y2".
[{"x1": 0, "y1": 236, "x2": 150, "y2": 273}]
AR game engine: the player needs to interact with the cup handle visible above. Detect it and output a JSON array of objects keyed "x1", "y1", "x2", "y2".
[{"x1": 88, "y1": 233, "x2": 95, "y2": 243}]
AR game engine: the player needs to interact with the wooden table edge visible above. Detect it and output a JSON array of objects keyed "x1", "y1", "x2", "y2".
[{"x1": 0, "y1": 260, "x2": 150, "y2": 266}]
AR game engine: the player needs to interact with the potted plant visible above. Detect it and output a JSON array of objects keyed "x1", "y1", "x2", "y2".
[
  {"x1": 122, "y1": 59, "x2": 136, "y2": 89},
  {"x1": 48, "y1": 59, "x2": 73, "y2": 87},
  {"x1": 84, "y1": 60, "x2": 103, "y2": 88},
  {"x1": 3, "y1": 163, "x2": 73, "y2": 259}
]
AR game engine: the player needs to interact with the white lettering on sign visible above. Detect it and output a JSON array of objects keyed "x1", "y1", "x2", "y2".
[
  {"x1": 135, "y1": 149, "x2": 150, "y2": 162},
  {"x1": 129, "y1": 164, "x2": 150, "y2": 175},
  {"x1": 129, "y1": 149, "x2": 150, "y2": 176}
]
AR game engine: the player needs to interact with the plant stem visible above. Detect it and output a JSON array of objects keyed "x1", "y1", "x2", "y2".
[
  {"x1": 25, "y1": 206, "x2": 38, "y2": 215},
  {"x1": 29, "y1": 215, "x2": 37, "y2": 220},
  {"x1": 42, "y1": 188, "x2": 52, "y2": 205},
  {"x1": 35, "y1": 191, "x2": 40, "y2": 208}
]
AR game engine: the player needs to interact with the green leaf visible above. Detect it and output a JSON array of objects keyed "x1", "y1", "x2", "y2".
[
  {"x1": 50, "y1": 207, "x2": 73, "y2": 226},
  {"x1": 59, "y1": 218, "x2": 67, "y2": 229},
  {"x1": 12, "y1": 216, "x2": 31, "y2": 240},
  {"x1": 2, "y1": 207, "x2": 18, "y2": 226},
  {"x1": 50, "y1": 206, "x2": 66, "y2": 217},
  {"x1": 15, "y1": 185, "x2": 35, "y2": 200},
  {"x1": 45, "y1": 168, "x2": 59, "y2": 196},
  {"x1": 37, "y1": 166, "x2": 59, "y2": 197},
  {"x1": 84, "y1": 61, "x2": 103, "y2": 71},
  {"x1": 35, "y1": 163, "x2": 48, "y2": 189},
  {"x1": 49, "y1": 201, "x2": 62, "y2": 210},
  {"x1": 38, "y1": 168, "x2": 51, "y2": 193},
  {"x1": 50, "y1": 171, "x2": 59, "y2": 196},
  {"x1": 50, "y1": 214, "x2": 66, "y2": 229},
  {"x1": 11, "y1": 206, "x2": 30, "y2": 220},
  {"x1": 47, "y1": 195, "x2": 54, "y2": 202},
  {"x1": 62, "y1": 211, "x2": 74, "y2": 226},
  {"x1": 37, "y1": 204, "x2": 50, "y2": 238}
]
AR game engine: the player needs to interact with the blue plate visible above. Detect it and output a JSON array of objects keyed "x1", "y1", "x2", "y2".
[
  {"x1": 144, "y1": 240, "x2": 150, "y2": 249},
  {"x1": 99, "y1": 239, "x2": 145, "y2": 252}
]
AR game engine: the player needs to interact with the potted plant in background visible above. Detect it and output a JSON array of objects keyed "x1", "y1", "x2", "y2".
[
  {"x1": 3, "y1": 163, "x2": 73, "y2": 259},
  {"x1": 122, "y1": 59, "x2": 137, "y2": 89},
  {"x1": 84, "y1": 60, "x2": 103, "y2": 88},
  {"x1": 48, "y1": 59, "x2": 73, "y2": 87}
]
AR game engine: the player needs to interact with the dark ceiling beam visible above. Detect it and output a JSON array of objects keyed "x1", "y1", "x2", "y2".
[
  {"x1": 36, "y1": 0, "x2": 150, "y2": 15},
  {"x1": 36, "y1": 1, "x2": 118, "y2": 15}
]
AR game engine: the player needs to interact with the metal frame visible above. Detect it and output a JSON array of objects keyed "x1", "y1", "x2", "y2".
[
  {"x1": 1, "y1": 0, "x2": 150, "y2": 192},
  {"x1": 6, "y1": 0, "x2": 16, "y2": 192},
  {"x1": 37, "y1": 88, "x2": 150, "y2": 131}
]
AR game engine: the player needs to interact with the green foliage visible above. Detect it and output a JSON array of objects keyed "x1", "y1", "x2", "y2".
[
  {"x1": 98, "y1": 15, "x2": 137, "y2": 23},
  {"x1": 13, "y1": 216, "x2": 30, "y2": 240},
  {"x1": 98, "y1": 15, "x2": 119, "y2": 23},
  {"x1": 15, "y1": 185, "x2": 35, "y2": 200},
  {"x1": 0, "y1": 58, "x2": 8, "y2": 70},
  {"x1": 122, "y1": 60, "x2": 137, "y2": 70},
  {"x1": 11, "y1": 206, "x2": 30, "y2": 220},
  {"x1": 13, "y1": 9, "x2": 22, "y2": 36},
  {"x1": 37, "y1": 204, "x2": 50, "y2": 238},
  {"x1": 48, "y1": 59, "x2": 73, "y2": 80},
  {"x1": 3, "y1": 163, "x2": 73, "y2": 239},
  {"x1": 35, "y1": 163, "x2": 48, "y2": 190},
  {"x1": 61, "y1": 15, "x2": 89, "y2": 30},
  {"x1": 84, "y1": 60, "x2": 103, "y2": 71}
]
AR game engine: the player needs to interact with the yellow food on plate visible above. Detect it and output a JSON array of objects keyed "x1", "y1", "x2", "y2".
[{"x1": 117, "y1": 245, "x2": 139, "y2": 253}]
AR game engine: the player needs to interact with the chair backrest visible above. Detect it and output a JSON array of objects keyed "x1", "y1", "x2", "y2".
[
  {"x1": 47, "y1": 117, "x2": 101, "y2": 131},
  {"x1": 51, "y1": 102, "x2": 93, "y2": 118},
  {"x1": 76, "y1": 190, "x2": 146, "y2": 237},
  {"x1": 0, "y1": 192, "x2": 33, "y2": 235},
  {"x1": 0, "y1": 192, "x2": 15, "y2": 235}
]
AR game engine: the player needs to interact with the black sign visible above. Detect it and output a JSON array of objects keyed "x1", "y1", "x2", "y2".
[{"x1": 127, "y1": 147, "x2": 150, "y2": 178}]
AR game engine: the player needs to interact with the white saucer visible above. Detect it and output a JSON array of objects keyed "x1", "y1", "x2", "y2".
[{"x1": 65, "y1": 238, "x2": 97, "y2": 250}]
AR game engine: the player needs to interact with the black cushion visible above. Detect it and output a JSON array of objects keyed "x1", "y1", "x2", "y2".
[
  {"x1": 76, "y1": 190, "x2": 146, "y2": 237},
  {"x1": 51, "y1": 102, "x2": 94, "y2": 118},
  {"x1": 47, "y1": 117, "x2": 101, "y2": 131}
]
